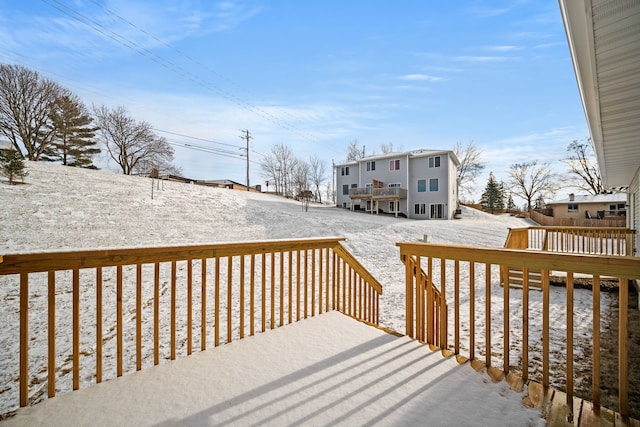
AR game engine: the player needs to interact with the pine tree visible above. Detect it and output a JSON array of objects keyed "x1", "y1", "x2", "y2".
[
  {"x1": 0, "y1": 149, "x2": 28, "y2": 184},
  {"x1": 480, "y1": 172, "x2": 504, "y2": 214},
  {"x1": 43, "y1": 94, "x2": 100, "y2": 168}
]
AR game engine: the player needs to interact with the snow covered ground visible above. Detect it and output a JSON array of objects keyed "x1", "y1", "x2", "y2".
[{"x1": 0, "y1": 161, "x2": 634, "y2": 420}]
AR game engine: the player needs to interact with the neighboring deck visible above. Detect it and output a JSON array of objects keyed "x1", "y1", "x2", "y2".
[
  {"x1": 1, "y1": 312, "x2": 544, "y2": 427},
  {"x1": 3, "y1": 312, "x2": 635, "y2": 427}
]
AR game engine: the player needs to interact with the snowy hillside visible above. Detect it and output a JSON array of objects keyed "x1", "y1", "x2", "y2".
[{"x1": 1, "y1": 161, "x2": 538, "y2": 331}]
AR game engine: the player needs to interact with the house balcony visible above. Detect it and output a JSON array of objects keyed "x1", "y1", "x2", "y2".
[{"x1": 348, "y1": 186, "x2": 407, "y2": 200}]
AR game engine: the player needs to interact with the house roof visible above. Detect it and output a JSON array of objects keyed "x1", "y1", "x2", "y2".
[
  {"x1": 200, "y1": 179, "x2": 246, "y2": 186},
  {"x1": 559, "y1": 0, "x2": 640, "y2": 188},
  {"x1": 548, "y1": 192, "x2": 627, "y2": 205},
  {"x1": 334, "y1": 149, "x2": 459, "y2": 167}
]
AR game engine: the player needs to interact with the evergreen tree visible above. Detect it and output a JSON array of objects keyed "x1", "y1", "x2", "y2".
[
  {"x1": 480, "y1": 172, "x2": 504, "y2": 214},
  {"x1": 43, "y1": 94, "x2": 100, "y2": 167},
  {"x1": 507, "y1": 194, "x2": 516, "y2": 211},
  {"x1": 0, "y1": 149, "x2": 28, "y2": 184}
]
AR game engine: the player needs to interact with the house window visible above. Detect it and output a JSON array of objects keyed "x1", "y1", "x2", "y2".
[
  {"x1": 388, "y1": 183, "x2": 401, "y2": 188},
  {"x1": 568, "y1": 203, "x2": 578, "y2": 212},
  {"x1": 390, "y1": 159, "x2": 400, "y2": 170},
  {"x1": 341, "y1": 167, "x2": 350, "y2": 176},
  {"x1": 414, "y1": 203, "x2": 426, "y2": 215},
  {"x1": 342, "y1": 184, "x2": 349, "y2": 195},
  {"x1": 430, "y1": 203, "x2": 445, "y2": 219},
  {"x1": 366, "y1": 161, "x2": 376, "y2": 171},
  {"x1": 365, "y1": 183, "x2": 372, "y2": 194},
  {"x1": 428, "y1": 156, "x2": 441, "y2": 168},
  {"x1": 429, "y1": 178, "x2": 439, "y2": 192},
  {"x1": 417, "y1": 179, "x2": 426, "y2": 193},
  {"x1": 389, "y1": 201, "x2": 399, "y2": 212}
]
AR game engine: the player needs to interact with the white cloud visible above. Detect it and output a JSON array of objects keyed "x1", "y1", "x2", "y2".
[
  {"x1": 398, "y1": 73, "x2": 443, "y2": 82},
  {"x1": 455, "y1": 55, "x2": 510, "y2": 62},
  {"x1": 482, "y1": 45, "x2": 523, "y2": 52}
]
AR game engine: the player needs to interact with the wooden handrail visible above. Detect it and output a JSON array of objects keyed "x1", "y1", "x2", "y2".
[
  {"x1": 400, "y1": 254, "x2": 447, "y2": 346},
  {"x1": 397, "y1": 241, "x2": 640, "y2": 417},
  {"x1": 0, "y1": 238, "x2": 347, "y2": 274},
  {"x1": 504, "y1": 226, "x2": 635, "y2": 256},
  {"x1": 0, "y1": 237, "x2": 381, "y2": 412}
]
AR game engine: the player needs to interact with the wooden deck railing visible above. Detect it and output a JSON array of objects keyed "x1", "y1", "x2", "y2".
[
  {"x1": 0, "y1": 237, "x2": 381, "y2": 411},
  {"x1": 397, "y1": 241, "x2": 640, "y2": 417},
  {"x1": 400, "y1": 254, "x2": 447, "y2": 347},
  {"x1": 505, "y1": 226, "x2": 635, "y2": 256}
]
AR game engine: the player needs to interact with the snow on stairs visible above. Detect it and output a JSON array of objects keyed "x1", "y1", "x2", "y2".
[{"x1": 522, "y1": 380, "x2": 640, "y2": 427}]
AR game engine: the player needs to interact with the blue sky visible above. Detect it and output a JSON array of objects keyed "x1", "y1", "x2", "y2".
[{"x1": 0, "y1": 1, "x2": 587, "y2": 202}]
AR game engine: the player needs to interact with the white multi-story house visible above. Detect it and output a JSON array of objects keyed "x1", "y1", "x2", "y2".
[{"x1": 335, "y1": 149, "x2": 459, "y2": 220}]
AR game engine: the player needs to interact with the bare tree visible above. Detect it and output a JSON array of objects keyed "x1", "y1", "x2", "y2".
[
  {"x1": 260, "y1": 144, "x2": 296, "y2": 197},
  {"x1": 346, "y1": 139, "x2": 365, "y2": 161},
  {"x1": 93, "y1": 105, "x2": 174, "y2": 175},
  {"x1": 564, "y1": 138, "x2": 605, "y2": 194},
  {"x1": 292, "y1": 158, "x2": 309, "y2": 197},
  {"x1": 309, "y1": 154, "x2": 327, "y2": 203},
  {"x1": 507, "y1": 160, "x2": 560, "y2": 211},
  {"x1": 0, "y1": 64, "x2": 66, "y2": 160},
  {"x1": 454, "y1": 141, "x2": 485, "y2": 198}
]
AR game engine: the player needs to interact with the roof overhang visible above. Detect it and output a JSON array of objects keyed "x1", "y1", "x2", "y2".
[{"x1": 558, "y1": 0, "x2": 640, "y2": 188}]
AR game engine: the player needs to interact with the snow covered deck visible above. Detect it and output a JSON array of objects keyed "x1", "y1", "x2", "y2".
[{"x1": 2, "y1": 312, "x2": 544, "y2": 427}]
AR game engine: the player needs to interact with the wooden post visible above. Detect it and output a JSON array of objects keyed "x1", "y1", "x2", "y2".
[
  {"x1": 187, "y1": 260, "x2": 192, "y2": 354},
  {"x1": 566, "y1": 272, "x2": 574, "y2": 400},
  {"x1": 592, "y1": 275, "x2": 600, "y2": 406},
  {"x1": 228, "y1": 256, "x2": 233, "y2": 342},
  {"x1": 215, "y1": 257, "x2": 220, "y2": 346},
  {"x1": 485, "y1": 263, "x2": 491, "y2": 368},
  {"x1": 619, "y1": 277, "x2": 629, "y2": 416},
  {"x1": 440, "y1": 258, "x2": 447, "y2": 349},
  {"x1": 469, "y1": 262, "x2": 475, "y2": 361},
  {"x1": 201, "y1": 258, "x2": 207, "y2": 350},
  {"x1": 405, "y1": 254, "x2": 414, "y2": 338},
  {"x1": 240, "y1": 256, "x2": 245, "y2": 339},
  {"x1": 73, "y1": 269, "x2": 80, "y2": 389},
  {"x1": 503, "y1": 264, "x2": 509, "y2": 374},
  {"x1": 137, "y1": 264, "x2": 143, "y2": 368},
  {"x1": 20, "y1": 273, "x2": 28, "y2": 407},
  {"x1": 48, "y1": 271, "x2": 56, "y2": 397},
  {"x1": 250, "y1": 254, "x2": 255, "y2": 336},
  {"x1": 542, "y1": 269, "x2": 550, "y2": 387},
  {"x1": 154, "y1": 263, "x2": 160, "y2": 365},
  {"x1": 171, "y1": 261, "x2": 176, "y2": 360},
  {"x1": 116, "y1": 265, "x2": 123, "y2": 377},
  {"x1": 454, "y1": 260, "x2": 459, "y2": 354},
  {"x1": 96, "y1": 268, "x2": 103, "y2": 382},
  {"x1": 522, "y1": 267, "x2": 529, "y2": 382}
]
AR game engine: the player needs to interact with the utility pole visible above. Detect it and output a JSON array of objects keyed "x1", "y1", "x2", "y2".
[{"x1": 239, "y1": 130, "x2": 252, "y2": 191}]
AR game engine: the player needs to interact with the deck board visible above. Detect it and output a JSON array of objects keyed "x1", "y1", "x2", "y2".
[{"x1": 1, "y1": 312, "x2": 542, "y2": 427}]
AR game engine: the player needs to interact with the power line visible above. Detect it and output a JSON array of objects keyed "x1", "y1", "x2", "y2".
[
  {"x1": 40, "y1": 0, "x2": 339, "y2": 152},
  {"x1": 154, "y1": 128, "x2": 243, "y2": 149}
]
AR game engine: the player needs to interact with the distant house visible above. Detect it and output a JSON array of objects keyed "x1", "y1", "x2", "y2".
[
  {"x1": 196, "y1": 179, "x2": 261, "y2": 192},
  {"x1": 547, "y1": 193, "x2": 627, "y2": 220},
  {"x1": 560, "y1": 0, "x2": 640, "y2": 256},
  {"x1": 0, "y1": 139, "x2": 12, "y2": 152},
  {"x1": 334, "y1": 149, "x2": 459, "y2": 220}
]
